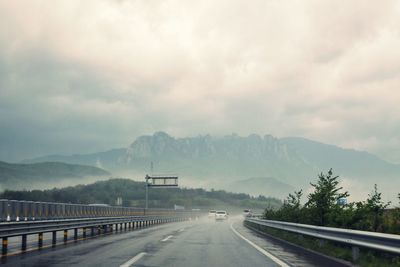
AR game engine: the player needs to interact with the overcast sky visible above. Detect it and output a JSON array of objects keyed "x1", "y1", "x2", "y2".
[{"x1": 0, "y1": 0, "x2": 400, "y2": 163}]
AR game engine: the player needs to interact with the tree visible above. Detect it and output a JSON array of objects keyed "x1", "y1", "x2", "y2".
[
  {"x1": 263, "y1": 190, "x2": 303, "y2": 222},
  {"x1": 281, "y1": 190, "x2": 303, "y2": 222},
  {"x1": 263, "y1": 204, "x2": 277, "y2": 220},
  {"x1": 284, "y1": 190, "x2": 303, "y2": 209},
  {"x1": 363, "y1": 184, "x2": 390, "y2": 232},
  {"x1": 305, "y1": 169, "x2": 349, "y2": 226}
]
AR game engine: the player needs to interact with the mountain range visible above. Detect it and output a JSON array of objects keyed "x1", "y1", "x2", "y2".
[{"x1": 22, "y1": 132, "x2": 400, "y2": 200}]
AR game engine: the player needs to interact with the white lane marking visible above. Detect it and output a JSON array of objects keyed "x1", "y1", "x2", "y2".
[
  {"x1": 178, "y1": 228, "x2": 185, "y2": 232},
  {"x1": 230, "y1": 222, "x2": 290, "y2": 267},
  {"x1": 161, "y1": 235, "x2": 173, "y2": 242},
  {"x1": 119, "y1": 252, "x2": 147, "y2": 267}
]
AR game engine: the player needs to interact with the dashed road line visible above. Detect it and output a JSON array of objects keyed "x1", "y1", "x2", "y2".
[
  {"x1": 161, "y1": 235, "x2": 173, "y2": 242},
  {"x1": 230, "y1": 222, "x2": 290, "y2": 267},
  {"x1": 119, "y1": 252, "x2": 147, "y2": 267}
]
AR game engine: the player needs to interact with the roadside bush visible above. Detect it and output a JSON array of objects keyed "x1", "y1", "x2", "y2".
[{"x1": 263, "y1": 169, "x2": 398, "y2": 234}]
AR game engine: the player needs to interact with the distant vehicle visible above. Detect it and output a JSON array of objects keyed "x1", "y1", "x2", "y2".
[
  {"x1": 208, "y1": 210, "x2": 216, "y2": 218},
  {"x1": 243, "y1": 209, "x2": 252, "y2": 217},
  {"x1": 215, "y1": 210, "x2": 228, "y2": 220}
]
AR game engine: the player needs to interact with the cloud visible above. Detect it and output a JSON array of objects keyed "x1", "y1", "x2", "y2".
[{"x1": 0, "y1": 0, "x2": 400, "y2": 163}]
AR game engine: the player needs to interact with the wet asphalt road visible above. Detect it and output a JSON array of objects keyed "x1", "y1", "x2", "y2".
[{"x1": 0, "y1": 217, "x2": 345, "y2": 267}]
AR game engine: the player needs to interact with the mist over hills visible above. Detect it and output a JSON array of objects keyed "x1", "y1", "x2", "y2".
[
  {"x1": 22, "y1": 132, "x2": 400, "y2": 200},
  {"x1": 226, "y1": 177, "x2": 295, "y2": 198},
  {"x1": 23, "y1": 149, "x2": 126, "y2": 171},
  {"x1": 0, "y1": 161, "x2": 110, "y2": 190}
]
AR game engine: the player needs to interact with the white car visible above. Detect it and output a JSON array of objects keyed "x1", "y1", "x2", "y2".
[
  {"x1": 243, "y1": 209, "x2": 252, "y2": 217},
  {"x1": 208, "y1": 210, "x2": 216, "y2": 218},
  {"x1": 215, "y1": 210, "x2": 228, "y2": 220}
]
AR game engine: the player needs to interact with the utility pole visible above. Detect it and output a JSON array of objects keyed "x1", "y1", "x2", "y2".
[{"x1": 145, "y1": 162, "x2": 154, "y2": 209}]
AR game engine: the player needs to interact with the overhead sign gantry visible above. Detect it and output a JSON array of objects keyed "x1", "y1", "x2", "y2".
[{"x1": 145, "y1": 175, "x2": 178, "y2": 209}]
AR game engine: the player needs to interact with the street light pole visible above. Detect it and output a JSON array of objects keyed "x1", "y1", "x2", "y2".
[{"x1": 145, "y1": 174, "x2": 149, "y2": 209}]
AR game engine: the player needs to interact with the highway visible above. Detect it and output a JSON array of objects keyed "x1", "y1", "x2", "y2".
[{"x1": 1, "y1": 216, "x2": 347, "y2": 267}]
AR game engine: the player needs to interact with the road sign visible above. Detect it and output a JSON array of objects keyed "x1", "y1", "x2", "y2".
[{"x1": 146, "y1": 175, "x2": 178, "y2": 188}]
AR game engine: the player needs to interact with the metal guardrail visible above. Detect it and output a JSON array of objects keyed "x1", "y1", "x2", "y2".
[
  {"x1": 0, "y1": 215, "x2": 181, "y2": 238},
  {"x1": 0, "y1": 199, "x2": 200, "y2": 256},
  {"x1": 0, "y1": 199, "x2": 186, "y2": 221},
  {"x1": 245, "y1": 218, "x2": 400, "y2": 261}
]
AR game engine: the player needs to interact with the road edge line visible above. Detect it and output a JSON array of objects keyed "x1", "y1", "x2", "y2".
[{"x1": 230, "y1": 222, "x2": 290, "y2": 267}]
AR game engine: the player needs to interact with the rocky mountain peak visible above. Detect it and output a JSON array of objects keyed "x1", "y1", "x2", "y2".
[{"x1": 124, "y1": 132, "x2": 300, "y2": 163}]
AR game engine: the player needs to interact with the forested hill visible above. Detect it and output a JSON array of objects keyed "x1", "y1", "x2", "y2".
[{"x1": 0, "y1": 178, "x2": 282, "y2": 211}]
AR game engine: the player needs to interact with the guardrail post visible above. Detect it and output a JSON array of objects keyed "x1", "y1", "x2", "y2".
[
  {"x1": 64, "y1": 230, "x2": 68, "y2": 243},
  {"x1": 38, "y1": 232, "x2": 43, "y2": 248},
  {"x1": 21, "y1": 234, "x2": 27, "y2": 251},
  {"x1": 83, "y1": 228, "x2": 86, "y2": 238},
  {"x1": 2, "y1": 237, "x2": 8, "y2": 256},
  {"x1": 52, "y1": 231, "x2": 57, "y2": 246},
  {"x1": 91, "y1": 227, "x2": 95, "y2": 236},
  {"x1": 74, "y1": 228, "x2": 78, "y2": 240},
  {"x1": 352, "y1": 246, "x2": 360, "y2": 262}
]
